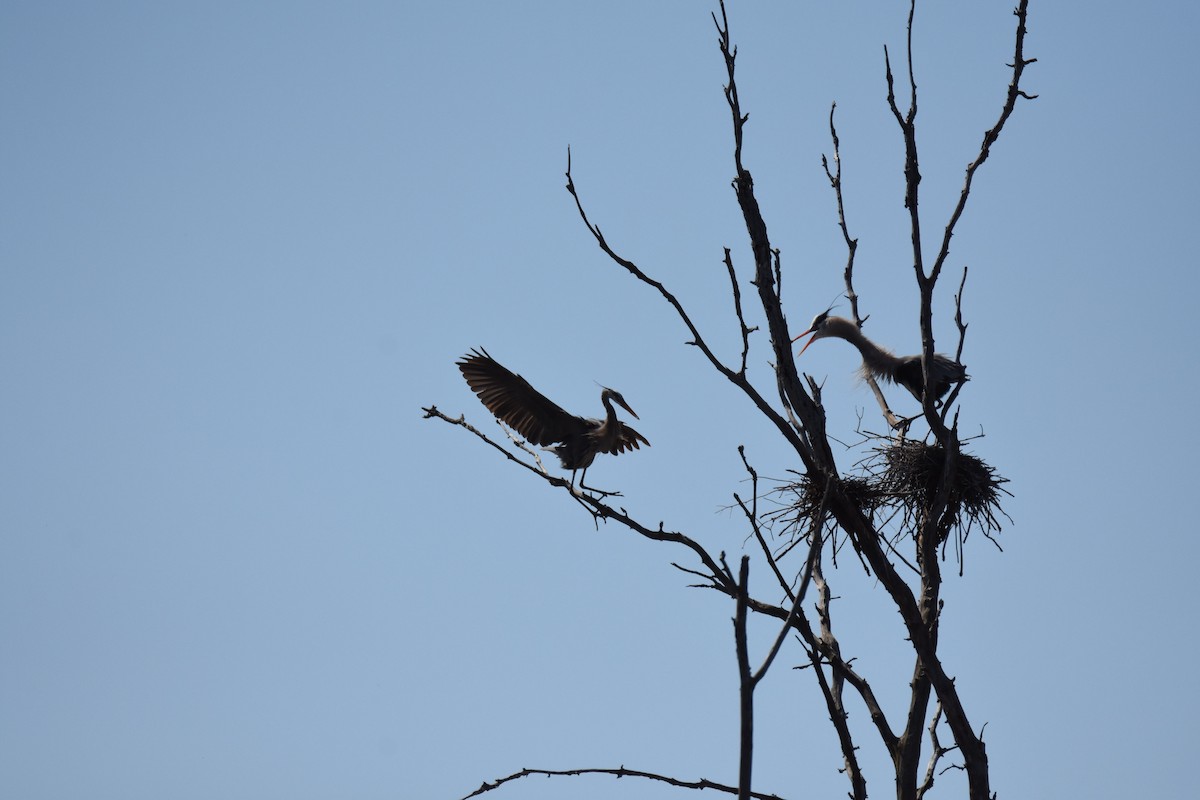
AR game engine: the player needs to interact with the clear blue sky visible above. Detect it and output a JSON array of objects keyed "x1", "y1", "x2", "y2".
[{"x1": 3, "y1": 2, "x2": 1197, "y2": 798}]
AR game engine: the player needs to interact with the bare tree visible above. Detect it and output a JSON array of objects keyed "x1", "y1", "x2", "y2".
[{"x1": 425, "y1": 2, "x2": 1035, "y2": 799}]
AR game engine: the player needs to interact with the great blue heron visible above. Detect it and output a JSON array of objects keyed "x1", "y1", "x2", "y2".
[
  {"x1": 457, "y1": 348, "x2": 650, "y2": 489},
  {"x1": 791, "y1": 311, "x2": 967, "y2": 403}
]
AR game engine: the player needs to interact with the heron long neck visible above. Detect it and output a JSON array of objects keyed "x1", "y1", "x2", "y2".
[
  {"x1": 824, "y1": 317, "x2": 899, "y2": 381},
  {"x1": 597, "y1": 391, "x2": 621, "y2": 442}
]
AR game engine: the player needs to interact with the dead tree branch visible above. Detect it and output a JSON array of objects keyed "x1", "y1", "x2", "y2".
[
  {"x1": 822, "y1": 103, "x2": 903, "y2": 430},
  {"x1": 460, "y1": 766, "x2": 788, "y2": 800},
  {"x1": 423, "y1": 405, "x2": 733, "y2": 593},
  {"x1": 930, "y1": 0, "x2": 1037, "y2": 288},
  {"x1": 565, "y1": 149, "x2": 816, "y2": 468},
  {"x1": 916, "y1": 702, "x2": 956, "y2": 800},
  {"x1": 733, "y1": 556, "x2": 754, "y2": 800}
]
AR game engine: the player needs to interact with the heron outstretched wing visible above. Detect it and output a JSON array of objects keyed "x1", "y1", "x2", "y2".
[
  {"x1": 603, "y1": 422, "x2": 650, "y2": 456},
  {"x1": 457, "y1": 348, "x2": 588, "y2": 446}
]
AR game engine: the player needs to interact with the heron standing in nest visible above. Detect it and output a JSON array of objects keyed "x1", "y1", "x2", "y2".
[
  {"x1": 792, "y1": 311, "x2": 967, "y2": 404},
  {"x1": 457, "y1": 348, "x2": 650, "y2": 491}
]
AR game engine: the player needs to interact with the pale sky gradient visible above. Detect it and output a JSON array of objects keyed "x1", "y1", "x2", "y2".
[{"x1": 3, "y1": 3, "x2": 1198, "y2": 799}]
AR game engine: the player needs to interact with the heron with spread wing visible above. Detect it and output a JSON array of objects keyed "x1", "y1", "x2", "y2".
[
  {"x1": 792, "y1": 311, "x2": 967, "y2": 404},
  {"x1": 457, "y1": 348, "x2": 649, "y2": 490}
]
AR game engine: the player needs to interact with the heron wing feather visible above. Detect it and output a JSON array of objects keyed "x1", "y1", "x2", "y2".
[
  {"x1": 602, "y1": 422, "x2": 651, "y2": 456},
  {"x1": 457, "y1": 349, "x2": 587, "y2": 445}
]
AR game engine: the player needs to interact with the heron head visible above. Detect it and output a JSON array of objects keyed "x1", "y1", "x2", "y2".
[
  {"x1": 792, "y1": 309, "x2": 834, "y2": 355},
  {"x1": 603, "y1": 388, "x2": 640, "y2": 419}
]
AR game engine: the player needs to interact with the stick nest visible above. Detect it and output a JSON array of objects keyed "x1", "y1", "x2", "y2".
[
  {"x1": 878, "y1": 441, "x2": 1008, "y2": 537},
  {"x1": 769, "y1": 439, "x2": 1010, "y2": 563}
]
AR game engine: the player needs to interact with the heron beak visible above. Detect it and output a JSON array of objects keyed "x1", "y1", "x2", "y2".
[
  {"x1": 791, "y1": 325, "x2": 817, "y2": 344},
  {"x1": 613, "y1": 396, "x2": 640, "y2": 419},
  {"x1": 792, "y1": 329, "x2": 817, "y2": 356}
]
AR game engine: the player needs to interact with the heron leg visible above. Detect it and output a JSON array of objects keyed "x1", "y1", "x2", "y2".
[{"x1": 577, "y1": 467, "x2": 622, "y2": 498}]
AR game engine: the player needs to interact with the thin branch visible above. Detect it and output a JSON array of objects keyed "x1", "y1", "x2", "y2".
[
  {"x1": 737, "y1": 491, "x2": 792, "y2": 600},
  {"x1": 499, "y1": 422, "x2": 548, "y2": 474},
  {"x1": 673, "y1": 560, "x2": 724, "y2": 589},
  {"x1": 714, "y1": 0, "x2": 746, "y2": 174},
  {"x1": 734, "y1": 446, "x2": 793, "y2": 602},
  {"x1": 724, "y1": 248, "x2": 756, "y2": 376},
  {"x1": 565, "y1": 150, "x2": 727, "y2": 371},
  {"x1": 821, "y1": 103, "x2": 859, "y2": 321},
  {"x1": 937, "y1": 266, "x2": 970, "y2": 425},
  {"x1": 804, "y1": 553, "x2": 871, "y2": 800},
  {"x1": 565, "y1": 149, "x2": 814, "y2": 467},
  {"x1": 461, "y1": 766, "x2": 788, "y2": 800},
  {"x1": 423, "y1": 406, "x2": 733, "y2": 594},
  {"x1": 883, "y1": 0, "x2": 926, "y2": 283},
  {"x1": 918, "y1": 0, "x2": 1035, "y2": 456},
  {"x1": 791, "y1": 622, "x2": 868, "y2": 800},
  {"x1": 752, "y1": 476, "x2": 831, "y2": 686},
  {"x1": 929, "y1": 0, "x2": 1036, "y2": 286},
  {"x1": 733, "y1": 556, "x2": 754, "y2": 800},
  {"x1": 422, "y1": 406, "x2": 552, "y2": 482},
  {"x1": 822, "y1": 102, "x2": 904, "y2": 430},
  {"x1": 904, "y1": 0, "x2": 918, "y2": 123},
  {"x1": 916, "y1": 702, "x2": 956, "y2": 800}
]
